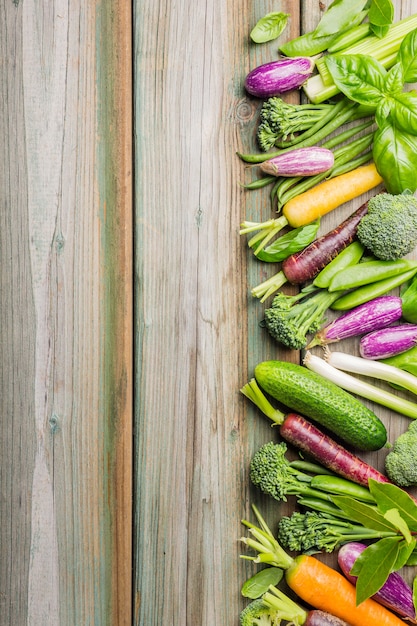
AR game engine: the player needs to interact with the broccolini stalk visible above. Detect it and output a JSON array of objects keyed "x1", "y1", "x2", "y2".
[{"x1": 277, "y1": 510, "x2": 395, "y2": 553}]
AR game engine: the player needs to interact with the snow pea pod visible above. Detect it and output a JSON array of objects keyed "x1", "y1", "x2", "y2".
[
  {"x1": 314, "y1": 241, "x2": 365, "y2": 289},
  {"x1": 331, "y1": 266, "x2": 417, "y2": 310},
  {"x1": 310, "y1": 475, "x2": 375, "y2": 503},
  {"x1": 328, "y1": 258, "x2": 417, "y2": 292}
]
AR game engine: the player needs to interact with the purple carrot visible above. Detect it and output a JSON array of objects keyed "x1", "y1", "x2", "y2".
[
  {"x1": 282, "y1": 200, "x2": 369, "y2": 285},
  {"x1": 305, "y1": 610, "x2": 352, "y2": 626},
  {"x1": 309, "y1": 296, "x2": 403, "y2": 348},
  {"x1": 360, "y1": 323, "x2": 417, "y2": 359},
  {"x1": 338, "y1": 542, "x2": 416, "y2": 623},
  {"x1": 280, "y1": 413, "x2": 390, "y2": 488}
]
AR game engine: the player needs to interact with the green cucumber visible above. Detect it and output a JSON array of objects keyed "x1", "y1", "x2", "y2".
[{"x1": 254, "y1": 360, "x2": 387, "y2": 451}]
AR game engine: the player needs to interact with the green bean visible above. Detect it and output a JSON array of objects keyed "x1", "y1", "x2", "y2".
[
  {"x1": 328, "y1": 259, "x2": 417, "y2": 292},
  {"x1": 331, "y1": 267, "x2": 417, "y2": 310},
  {"x1": 314, "y1": 241, "x2": 365, "y2": 289},
  {"x1": 237, "y1": 99, "x2": 357, "y2": 163},
  {"x1": 241, "y1": 175, "x2": 276, "y2": 190}
]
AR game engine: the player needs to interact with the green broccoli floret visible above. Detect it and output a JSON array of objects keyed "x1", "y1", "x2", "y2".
[
  {"x1": 356, "y1": 192, "x2": 417, "y2": 261},
  {"x1": 256, "y1": 97, "x2": 332, "y2": 151},
  {"x1": 385, "y1": 420, "x2": 417, "y2": 486},
  {"x1": 239, "y1": 599, "x2": 275, "y2": 626},
  {"x1": 263, "y1": 289, "x2": 339, "y2": 350},
  {"x1": 249, "y1": 442, "x2": 325, "y2": 502}
]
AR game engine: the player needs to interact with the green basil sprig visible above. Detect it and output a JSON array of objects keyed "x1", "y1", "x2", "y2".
[
  {"x1": 250, "y1": 12, "x2": 289, "y2": 44},
  {"x1": 326, "y1": 28, "x2": 417, "y2": 194}
]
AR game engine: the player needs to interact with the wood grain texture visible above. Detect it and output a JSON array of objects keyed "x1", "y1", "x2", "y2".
[
  {"x1": 0, "y1": 1, "x2": 132, "y2": 624},
  {"x1": 134, "y1": 1, "x2": 417, "y2": 625}
]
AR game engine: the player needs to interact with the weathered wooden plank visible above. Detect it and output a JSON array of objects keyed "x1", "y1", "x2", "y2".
[
  {"x1": 0, "y1": 1, "x2": 132, "y2": 624},
  {"x1": 134, "y1": 1, "x2": 417, "y2": 625}
]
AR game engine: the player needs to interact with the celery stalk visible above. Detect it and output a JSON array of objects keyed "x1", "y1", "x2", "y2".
[{"x1": 305, "y1": 12, "x2": 417, "y2": 103}]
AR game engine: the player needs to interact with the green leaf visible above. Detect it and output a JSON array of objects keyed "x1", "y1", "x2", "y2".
[
  {"x1": 369, "y1": 479, "x2": 417, "y2": 531},
  {"x1": 395, "y1": 537, "x2": 417, "y2": 569},
  {"x1": 370, "y1": 24, "x2": 390, "y2": 38},
  {"x1": 373, "y1": 120, "x2": 417, "y2": 194},
  {"x1": 250, "y1": 12, "x2": 289, "y2": 44},
  {"x1": 369, "y1": 0, "x2": 394, "y2": 27},
  {"x1": 241, "y1": 567, "x2": 283, "y2": 598},
  {"x1": 254, "y1": 222, "x2": 320, "y2": 263},
  {"x1": 384, "y1": 508, "x2": 412, "y2": 542},
  {"x1": 325, "y1": 54, "x2": 387, "y2": 106},
  {"x1": 331, "y1": 495, "x2": 399, "y2": 532},
  {"x1": 400, "y1": 275, "x2": 417, "y2": 323},
  {"x1": 413, "y1": 574, "x2": 417, "y2": 616},
  {"x1": 384, "y1": 63, "x2": 404, "y2": 96},
  {"x1": 389, "y1": 91, "x2": 417, "y2": 135},
  {"x1": 314, "y1": 0, "x2": 369, "y2": 37},
  {"x1": 354, "y1": 537, "x2": 402, "y2": 604},
  {"x1": 397, "y1": 27, "x2": 417, "y2": 83}
]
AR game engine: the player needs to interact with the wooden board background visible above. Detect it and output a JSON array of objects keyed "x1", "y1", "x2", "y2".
[{"x1": 1, "y1": 0, "x2": 417, "y2": 624}]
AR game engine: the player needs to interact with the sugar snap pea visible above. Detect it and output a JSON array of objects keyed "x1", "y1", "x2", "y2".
[
  {"x1": 314, "y1": 241, "x2": 365, "y2": 289},
  {"x1": 328, "y1": 258, "x2": 417, "y2": 292}
]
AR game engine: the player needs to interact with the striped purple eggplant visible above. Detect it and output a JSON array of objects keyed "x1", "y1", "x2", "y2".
[
  {"x1": 245, "y1": 57, "x2": 315, "y2": 98},
  {"x1": 309, "y1": 296, "x2": 403, "y2": 347},
  {"x1": 360, "y1": 323, "x2": 417, "y2": 359},
  {"x1": 259, "y1": 147, "x2": 334, "y2": 177}
]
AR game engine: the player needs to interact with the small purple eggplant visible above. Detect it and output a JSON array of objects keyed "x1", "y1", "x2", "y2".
[
  {"x1": 245, "y1": 57, "x2": 315, "y2": 98},
  {"x1": 360, "y1": 323, "x2": 417, "y2": 360},
  {"x1": 309, "y1": 296, "x2": 403, "y2": 348},
  {"x1": 259, "y1": 147, "x2": 334, "y2": 177},
  {"x1": 338, "y1": 542, "x2": 416, "y2": 622}
]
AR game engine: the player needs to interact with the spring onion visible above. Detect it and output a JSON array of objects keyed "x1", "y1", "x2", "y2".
[{"x1": 303, "y1": 351, "x2": 417, "y2": 419}]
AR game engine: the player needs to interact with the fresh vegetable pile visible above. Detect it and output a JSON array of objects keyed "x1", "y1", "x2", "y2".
[{"x1": 237, "y1": 1, "x2": 417, "y2": 625}]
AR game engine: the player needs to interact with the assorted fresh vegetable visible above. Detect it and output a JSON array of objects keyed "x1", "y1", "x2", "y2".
[{"x1": 237, "y1": 1, "x2": 417, "y2": 623}]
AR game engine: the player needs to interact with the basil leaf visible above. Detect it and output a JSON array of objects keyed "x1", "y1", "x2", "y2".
[
  {"x1": 250, "y1": 12, "x2": 289, "y2": 44},
  {"x1": 370, "y1": 24, "x2": 390, "y2": 38},
  {"x1": 241, "y1": 567, "x2": 283, "y2": 598},
  {"x1": 353, "y1": 537, "x2": 402, "y2": 604},
  {"x1": 254, "y1": 222, "x2": 320, "y2": 263},
  {"x1": 369, "y1": 0, "x2": 394, "y2": 27},
  {"x1": 384, "y1": 508, "x2": 412, "y2": 542},
  {"x1": 397, "y1": 27, "x2": 417, "y2": 83},
  {"x1": 314, "y1": 0, "x2": 368, "y2": 37},
  {"x1": 369, "y1": 479, "x2": 417, "y2": 530},
  {"x1": 373, "y1": 121, "x2": 417, "y2": 194},
  {"x1": 384, "y1": 63, "x2": 404, "y2": 95},
  {"x1": 331, "y1": 495, "x2": 399, "y2": 532},
  {"x1": 325, "y1": 54, "x2": 387, "y2": 106},
  {"x1": 390, "y1": 92, "x2": 417, "y2": 135}
]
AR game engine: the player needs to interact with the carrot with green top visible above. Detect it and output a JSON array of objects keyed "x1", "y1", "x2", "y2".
[
  {"x1": 282, "y1": 163, "x2": 383, "y2": 228},
  {"x1": 241, "y1": 505, "x2": 405, "y2": 626}
]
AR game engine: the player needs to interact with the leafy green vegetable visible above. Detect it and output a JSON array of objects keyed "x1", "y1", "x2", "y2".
[
  {"x1": 241, "y1": 567, "x2": 283, "y2": 598},
  {"x1": 397, "y1": 28, "x2": 417, "y2": 82},
  {"x1": 373, "y1": 120, "x2": 417, "y2": 193},
  {"x1": 369, "y1": 479, "x2": 417, "y2": 531},
  {"x1": 368, "y1": 0, "x2": 394, "y2": 37},
  {"x1": 331, "y1": 495, "x2": 399, "y2": 533},
  {"x1": 351, "y1": 537, "x2": 402, "y2": 604},
  {"x1": 314, "y1": 0, "x2": 369, "y2": 37},
  {"x1": 250, "y1": 12, "x2": 289, "y2": 43}
]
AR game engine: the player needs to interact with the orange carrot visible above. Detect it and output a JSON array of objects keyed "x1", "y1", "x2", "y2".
[
  {"x1": 286, "y1": 554, "x2": 405, "y2": 626},
  {"x1": 242, "y1": 507, "x2": 405, "y2": 626},
  {"x1": 283, "y1": 163, "x2": 384, "y2": 228}
]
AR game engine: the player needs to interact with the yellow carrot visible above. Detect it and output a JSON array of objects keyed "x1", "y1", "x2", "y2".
[{"x1": 283, "y1": 163, "x2": 384, "y2": 228}]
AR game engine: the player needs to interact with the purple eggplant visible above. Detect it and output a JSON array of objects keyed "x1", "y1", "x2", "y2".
[
  {"x1": 259, "y1": 147, "x2": 334, "y2": 177},
  {"x1": 338, "y1": 542, "x2": 416, "y2": 622},
  {"x1": 245, "y1": 57, "x2": 315, "y2": 98},
  {"x1": 360, "y1": 323, "x2": 417, "y2": 360},
  {"x1": 309, "y1": 296, "x2": 403, "y2": 347}
]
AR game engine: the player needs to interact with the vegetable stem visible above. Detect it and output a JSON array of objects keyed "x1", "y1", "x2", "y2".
[
  {"x1": 304, "y1": 351, "x2": 417, "y2": 419},
  {"x1": 240, "y1": 378, "x2": 285, "y2": 425},
  {"x1": 324, "y1": 350, "x2": 417, "y2": 397}
]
